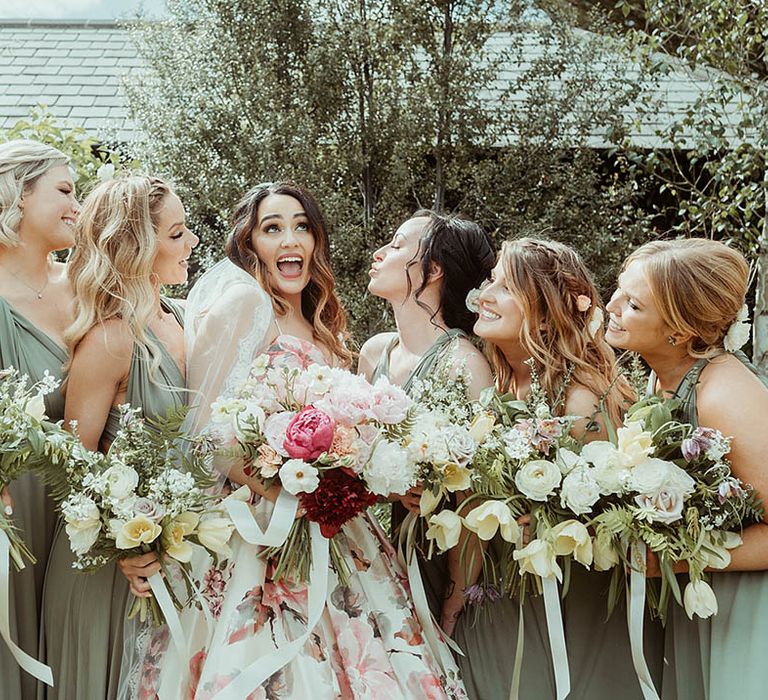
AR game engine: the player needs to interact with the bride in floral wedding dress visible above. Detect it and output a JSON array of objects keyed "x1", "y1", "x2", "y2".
[{"x1": 119, "y1": 182, "x2": 466, "y2": 700}]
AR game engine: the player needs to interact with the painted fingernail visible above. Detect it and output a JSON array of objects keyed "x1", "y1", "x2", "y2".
[{"x1": 4, "y1": 505, "x2": 13, "y2": 516}]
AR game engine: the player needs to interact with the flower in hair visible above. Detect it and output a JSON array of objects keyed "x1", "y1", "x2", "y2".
[
  {"x1": 576, "y1": 294, "x2": 592, "y2": 313},
  {"x1": 724, "y1": 304, "x2": 750, "y2": 353},
  {"x1": 97, "y1": 163, "x2": 116, "y2": 183},
  {"x1": 466, "y1": 287, "x2": 481, "y2": 313}
]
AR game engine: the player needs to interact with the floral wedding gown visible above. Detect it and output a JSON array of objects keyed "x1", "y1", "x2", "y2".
[{"x1": 128, "y1": 336, "x2": 466, "y2": 700}]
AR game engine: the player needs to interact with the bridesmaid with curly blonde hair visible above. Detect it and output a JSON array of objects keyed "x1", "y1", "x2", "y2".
[{"x1": 41, "y1": 175, "x2": 198, "y2": 700}]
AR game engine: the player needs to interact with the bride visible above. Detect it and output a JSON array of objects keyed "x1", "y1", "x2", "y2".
[{"x1": 121, "y1": 181, "x2": 466, "y2": 699}]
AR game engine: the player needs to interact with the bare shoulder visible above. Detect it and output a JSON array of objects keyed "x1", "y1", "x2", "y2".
[
  {"x1": 564, "y1": 383, "x2": 602, "y2": 418},
  {"x1": 697, "y1": 354, "x2": 768, "y2": 429},
  {"x1": 75, "y1": 318, "x2": 133, "y2": 365},
  {"x1": 358, "y1": 332, "x2": 397, "y2": 380},
  {"x1": 446, "y1": 337, "x2": 494, "y2": 398}
]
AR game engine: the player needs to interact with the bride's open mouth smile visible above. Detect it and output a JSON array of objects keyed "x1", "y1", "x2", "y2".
[{"x1": 275, "y1": 254, "x2": 305, "y2": 280}]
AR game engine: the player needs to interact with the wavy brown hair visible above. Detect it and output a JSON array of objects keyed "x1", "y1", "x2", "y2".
[
  {"x1": 488, "y1": 237, "x2": 633, "y2": 426},
  {"x1": 66, "y1": 176, "x2": 172, "y2": 378},
  {"x1": 624, "y1": 239, "x2": 748, "y2": 359},
  {"x1": 225, "y1": 181, "x2": 352, "y2": 367}
]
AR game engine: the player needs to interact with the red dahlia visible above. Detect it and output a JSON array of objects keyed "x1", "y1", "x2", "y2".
[{"x1": 298, "y1": 468, "x2": 378, "y2": 538}]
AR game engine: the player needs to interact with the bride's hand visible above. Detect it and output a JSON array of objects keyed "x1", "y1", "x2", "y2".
[
  {"x1": 1, "y1": 486, "x2": 13, "y2": 516},
  {"x1": 397, "y1": 485, "x2": 423, "y2": 514},
  {"x1": 517, "y1": 514, "x2": 531, "y2": 545},
  {"x1": 118, "y1": 552, "x2": 162, "y2": 598}
]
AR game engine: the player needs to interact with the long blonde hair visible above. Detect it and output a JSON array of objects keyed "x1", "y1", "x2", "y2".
[
  {"x1": 488, "y1": 237, "x2": 633, "y2": 426},
  {"x1": 66, "y1": 176, "x2": 172, "y2": 377},
  {"x1": 225, "y1": 181, "x2": 353, "y2": 367},
  {"x1": 624, "y1": 239, "x2": 749, "y2": 359},
  {"x1": 0, "y1": 139, "x2": 69, "y2": 247}
]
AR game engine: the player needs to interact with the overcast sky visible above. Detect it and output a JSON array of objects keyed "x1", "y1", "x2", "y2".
[{"x1": 0, "y1": 0, "x2": 167, "y2": 20}]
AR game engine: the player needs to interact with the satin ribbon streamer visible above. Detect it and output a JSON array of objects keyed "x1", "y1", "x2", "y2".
[
  {"x1": 148, "y1": 573, "x2": 188, "y2": 668},
  {"x1": 397, "y1": 511, "x2": 462, "y2": 672},
  {"x1": 222, "y1": 486, "x2": 298, "y2": 546},
  {"x1": 212, "y1": 521, "x2": 329, "y2": 700},
  {"x1": 0, "y1": 529, "x2": 54, "y2": 686},
  {"x1": 627, "y1": 541, "x2": 660, "y2": 700},
  {"x1": 542, "y1": 574, "x2": 571, "y2": 700}
]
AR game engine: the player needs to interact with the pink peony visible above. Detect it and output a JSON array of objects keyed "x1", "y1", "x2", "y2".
[
  {"x1": 369, "y1": 378, "x2": 412, "y2": 424},
  {"x1": 283, "y1": 406, "x2": 335, "y2": 460},
  {"x1": 316, "y1": 388, "x2": 371, "y2": 427},
  {"x1": 262, "y1": 411, "x2": 295, "y2": 457}
]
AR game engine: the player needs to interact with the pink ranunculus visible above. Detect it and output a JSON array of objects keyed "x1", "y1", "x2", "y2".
[
  {"x1": 262, "y1": 411, "x2": 296, "y2": 457},
  {"x1": 369, "y1": 377, "x2": 413, "y2": 424},
  {"x1": 283, "y1": 406, "x2": 335, "y2": 460}
]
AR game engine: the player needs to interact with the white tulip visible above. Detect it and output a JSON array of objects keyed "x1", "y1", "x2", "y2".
[
  {"x1": 683, "y1": 579, "x2": 718, "y2": 619},
  {"x1": 550, "y1": 520, "x2": 593, "y2": 567},
  {"x1": 425, "y1": 510, "x2": 463, "y2": 552},
  {"x1": 463, "y1": 501, "x2": 520, "y2": 542},
  {"x1": 513, "y1": 539, "x2": 562, "y2": 581}
]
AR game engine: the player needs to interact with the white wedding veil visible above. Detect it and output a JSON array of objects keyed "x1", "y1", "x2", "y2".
[{"x1": 118, "y1": 257, "x2": 276, "y2": 699}]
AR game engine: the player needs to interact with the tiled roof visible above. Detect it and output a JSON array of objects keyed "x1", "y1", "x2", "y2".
[
  {"x1": 0, "y1": 20, "x2": 746, "y2": 148},
  {"x1": 0, "y1": 20, "x2": 139, "y2": 139}
]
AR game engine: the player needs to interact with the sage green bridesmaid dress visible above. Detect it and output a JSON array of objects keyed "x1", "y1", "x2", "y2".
[
  {"x1": 373, "y1": 330, "x2": 557, "y2": 700},
  {"x1": 0, "y1": 297, "x2": 66, "y2": 700},
  {"x1": 40, "y1": 299, "x2": 186, "y2": 700},
  {"x1": 661, "y1": 352, "x2": 768, "y2": 700}
]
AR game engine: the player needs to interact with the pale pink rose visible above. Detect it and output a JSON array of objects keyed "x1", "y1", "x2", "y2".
[
  {"x1": 262, "y1": 411, "x2": 296, "y2": 457},
  {"x1": 369, "y1": 377, "x2": 412, "y2": 424},
  {"x1": 283, "y1": 406, "x2": 335, "y2": 460},
  {"x1": 635, "y1": 489, "x2": 685, "y2": 524}
]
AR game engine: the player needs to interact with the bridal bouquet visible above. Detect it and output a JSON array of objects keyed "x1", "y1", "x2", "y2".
[
  {"x1": 58, "y1": 405, "x2": 233, "y2": 625},
  {"x1": 427, "y1": 366, "x2": 594, "y2": 597},
  {"x1": 210, "y1": 354, "x2": 419, "y2": 581},
  {"x1": 0, "y1": 367, "x2": 70, "y2": 570},
  {"x1": 585, "y1": 394, "x2": 763, "y2": 620}
]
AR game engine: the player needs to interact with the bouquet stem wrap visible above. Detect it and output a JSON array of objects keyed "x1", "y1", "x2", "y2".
[
  {"x1": 0, "y1": 529, "x2": 54, "y2": 686},
  {"x1": 628, "y1": 541, "x2": 660, "y2": 700}
]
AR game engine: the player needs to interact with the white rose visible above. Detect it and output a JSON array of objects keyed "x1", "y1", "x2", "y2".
[
  {"x1": 63, "y1": 495, "x2": 102, "y2": 556},
  {"x1": 683, "y1": 579, "x2": 718, "y2": 619},
  {"x1": 559, "y1": 466, "x2": 601, "y2": 515},
  {"x1": 627, "y1": 458, "x2": 674, "y2": 494},
  {"x1": 24, "y1": 393, "x2": 47, "y2": 421},
  {"x1": 444, "y1": 427, "x2": 477, "y2": 467},
  {"x1": 616, "y1": 422, "x2": 654, "y2": 467},
  {"x1": 634, "y1": 489, "x2": 686, "y2": 525},
  {"x1": 555, "y1": 448, "x2": 587, "y2": 475},
  {"x1": 514, "y1": 460, "x2": 561, "y2": 501},
  {"x1": 593, "y1": 531, "x2": 620, "y2": 571},
  {"x1": 102, "y1": 462, "x2": 139, "y2": 501},
  {"x1": 513, "y1": 539, "x2": 562, "y2": 581},
  {"x1": 363, "y1": 441, "x2": 415, "y2": 496},
  {"x1": 549, "y1": 520, "x2": 593, "y2": 567},
  {"x1": 581, "y1": 442, "x2": 629, "y2": 495},
  {"x1": 425, "y1": 509, "x2": 462, "y2": 552},
  {"x1": 279, "y1": 459, "x2": 319, "y2": 495},
  {"x1": 463, "y1": 501, "x2": 520, "y2": 543},
  {"x1": 197, "y1": 515, "x2": 236, "y2": 558}
]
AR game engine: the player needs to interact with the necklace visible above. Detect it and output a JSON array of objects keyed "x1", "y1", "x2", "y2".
[{"x1": 0, "y1": 261, "x2": 51, "y2": 299}]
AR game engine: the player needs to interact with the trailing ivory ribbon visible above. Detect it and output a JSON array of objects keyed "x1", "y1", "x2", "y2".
[
  {"x1": 148, "y1": 573, "x2": 188, "y2": 673},
  {"x1": 627, "y1": 541, "x2": 660, "y2": 700},
  {"x1": 508, "y1": 530, "x2": 526, "y2": 700},
  {"x1": 541, "y1": 573, "x2": 570, "y2": 700},
  {"x1": 0, "y1": 529, "x2": 54, "y2": 686},
  {"x1": 212, "y1": 521, "x2": 329, "y2": 700},
  {"x1": 397, "y1": 511, "x2": 463, "y2": 674},
  {"x1": 222, "y1": 485, "x2": 298, "y2": 547}
]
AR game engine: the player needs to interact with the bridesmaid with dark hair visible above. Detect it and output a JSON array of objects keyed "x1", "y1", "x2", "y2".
[
  {"x1": 0, "y1": 139, "x2": 78, "y2": 699},
  {"x1": 358, "y1": 209, "x2": 495, "y2": 631}
]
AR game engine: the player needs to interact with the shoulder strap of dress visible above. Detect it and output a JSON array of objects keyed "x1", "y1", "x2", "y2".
[
  {"x1": 371, "y1": 334, "x2": 399, "y2": 383},
  {"x1": 160, "y1": 296, "x2": 185, "y2": 327},
  {"x1": 402, "y1": 328, "x2": 467, "y2": 394}
]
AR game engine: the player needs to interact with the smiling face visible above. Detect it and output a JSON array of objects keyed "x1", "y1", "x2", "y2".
[
  {"x1": 251, "y1": 193, "x2": 315, "y2": 304},
  {"x1": 473, "y1": 259, "x2": 526, "y2": 348},
  {"x1": 151, "y1": 192, "x2": 199, "y2": 286},
  {"x1": 605, "y1": 259, "x2": 672, "y2": 354},
  {"x1": 18, "y1": 164, "x2": 79, "y2": 251},
  {"x1": 368, "y1": 217, "x2": 429, "y2": 303}
]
